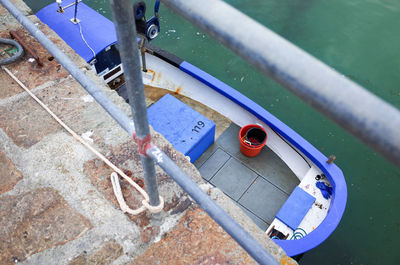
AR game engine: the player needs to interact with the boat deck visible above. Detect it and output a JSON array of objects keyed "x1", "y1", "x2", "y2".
[
  {"x1": 129, "y1": 87, "x2": 301, "y2": 232},
  {"x1": 194, "y1": 124, "x2": 300, "y2": 231}
]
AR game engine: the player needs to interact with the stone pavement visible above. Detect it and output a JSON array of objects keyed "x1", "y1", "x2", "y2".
[{"x1": 0, "y1": 1, "x2": 295, "y2": 264}]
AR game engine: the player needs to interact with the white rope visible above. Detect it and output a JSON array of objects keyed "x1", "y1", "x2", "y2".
[
  {"x1": 78, "y1": 21, "x2": 96, "y2": 60},
  {"x1": 111, "y1": 172, "x2": 164, "y2": 214},
  {"x1": 2, "y1": 66, "x2": 164, "y2": 215},
  {"x1": 110, "y1": 172, "x2": 146, "y2": 215}
]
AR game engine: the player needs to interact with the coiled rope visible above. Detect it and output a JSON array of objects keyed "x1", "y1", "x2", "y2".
[
  {"x1": 2, "y1": 66, "x2": 164, "y2": 215},
  {"x1": 290, "y1": 228, "x2": 307, "y2": 240},
  {"x1": 0, "y1": 38, "x2": 24, "y2": 65}
]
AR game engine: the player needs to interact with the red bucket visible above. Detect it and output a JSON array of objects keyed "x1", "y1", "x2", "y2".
[{"x1": 239, "y1": 124, "x2": 267, "y2": 157}]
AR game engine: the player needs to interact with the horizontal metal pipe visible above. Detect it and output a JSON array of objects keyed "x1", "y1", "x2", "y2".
[
  {"x1": 0, "y1": 0, "x2": 134, "y2": 135},
  {"x1": 161, "y1": 0, "x2": 400, "y2": 167},
  {"x1": 147, "y1": 146, "x2": 280, "y2": 265}
]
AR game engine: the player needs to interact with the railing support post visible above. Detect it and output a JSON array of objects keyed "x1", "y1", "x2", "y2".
[{"x1": 109, "y1": 0, "x2": 160, "y2": 208}]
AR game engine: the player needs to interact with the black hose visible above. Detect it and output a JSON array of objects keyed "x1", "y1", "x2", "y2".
[{"x1": 0, "y1": 38, "x2": 24, "y2": 65}]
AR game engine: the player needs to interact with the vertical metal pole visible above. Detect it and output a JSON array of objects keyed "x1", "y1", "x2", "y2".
[
  {"x1": 73, "y1": 0, "x2": 78, "y2": 22},
  {"x1": 139, "y1": 38, "x2": 147, "y2": 72},
  {"x1": 109, "y1": 0, "x2": 160, "y2": 207}
]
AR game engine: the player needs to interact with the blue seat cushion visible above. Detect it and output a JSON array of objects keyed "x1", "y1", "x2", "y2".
[{"x1": 276, "y1": 186, "x2": 316, "y2": 230}]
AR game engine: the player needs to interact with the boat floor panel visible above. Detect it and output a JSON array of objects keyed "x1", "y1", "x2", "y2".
[
  {"x1": 237, "y1": 204, "x2": 270, "y2": 231},
  {"x1": 210, "y1": 157, "x2": 258, "y2": 201},
  {"x1": 239, "y1": 177, "x2": 288, "y2": 224},
  {"x1": 195, "y1": 123, "x2": 300, "y2": 230},
  {"x1": 199, "y1": 148, "x2": 230, "y2": 181}
]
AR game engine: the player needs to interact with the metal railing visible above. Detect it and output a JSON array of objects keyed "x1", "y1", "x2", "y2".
[
  {"x1": 161, "y1": 0, "x2": 400, "y2": 168},
  {"x1": 0, "y1": 0, "x2": 281, "y2": 264},
  {"x1": 109, "y1": 0, "x2": 161, "y2": 207}
]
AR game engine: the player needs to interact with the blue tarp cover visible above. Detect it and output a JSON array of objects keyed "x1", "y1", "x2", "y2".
[
  {"x1": 276, "y1": 186, "x2": 316, "y2": 230},
  {"x1": 36, "y1": 0, "x2": 117, "y2": 62}
]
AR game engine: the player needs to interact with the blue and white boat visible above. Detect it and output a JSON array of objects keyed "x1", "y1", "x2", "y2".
[{"x1": 36, "y1": 0, "x2": 347, "y2": 257}]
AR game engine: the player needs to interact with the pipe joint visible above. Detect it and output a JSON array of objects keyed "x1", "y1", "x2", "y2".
[{"x1": 133, "y1": 132, "x2": 153, "y2": 156}]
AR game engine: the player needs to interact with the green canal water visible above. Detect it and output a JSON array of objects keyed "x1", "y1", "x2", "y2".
[{"x1": 25, "y1": 1, "x2": 400, "y2": 264}]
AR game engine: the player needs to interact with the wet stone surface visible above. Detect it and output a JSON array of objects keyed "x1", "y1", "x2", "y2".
[
  {"x1": 0, "y1": 95, "x2": 60, "y2": 148},
  {"x1": 0, "y1": 69, "x2": 26, "y2": 99},
  {"x1": 0, "y1": 188, "x2": 92, "y2": 264},
  {"x1": 68, "y1": 240, "x2": 123, "y2": 265},
  {"x1": 131, "y1": 207, "x2": 257, "y2": 265},
  {"x1": 140, "y1": 226, "x2": 161, "y2": 244},
  {"x1": 0, "y1": 27, "x2": 70, "y2": 91},
  {"x1": 0, "y1": 77, "x2": 91, "y2": 149},
  {"x1": 0, "y1": 150, "x2": 23, "y2": 194}
]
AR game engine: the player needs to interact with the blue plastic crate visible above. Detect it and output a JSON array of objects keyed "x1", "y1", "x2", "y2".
[{"x1": 147, "y1": 94, "x2": 215, "y2": 162}]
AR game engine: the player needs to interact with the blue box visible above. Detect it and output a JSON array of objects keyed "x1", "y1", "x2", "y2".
[{"x1": 147, "y1": 94, "x2": 215, "y2": 162}]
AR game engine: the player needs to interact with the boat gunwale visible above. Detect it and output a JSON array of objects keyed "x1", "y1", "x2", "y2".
[
  {"x1": 114, "y1": 39, "x2": 347, "y2": 256},
  {"x1": 178, "y1": 60, "x2": 347, "y2": 256}
]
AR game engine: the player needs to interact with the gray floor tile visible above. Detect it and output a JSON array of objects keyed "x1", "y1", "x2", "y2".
[
  {"x1": 213, "y1": 123, "x2": 242, "y2": 157},
  {"x1": 239, "y1": 177, "x2": 288, "y2": 224},
  {"x1": 238, "y1": 148, "x2": 298, "y2": 195},
  {"x1": 198, "y1": 148, "x2": 231, "y2": 181},
  {"x1": 210, "y1": 158, "x2": 257, "y2": 201},
  {"x1": 214, "y1": 124, "x2": 299, "y2": 195},
  {"x1": 237, "y1": 203, "x2": 270, "y2": 231},
  {"x1": 194, "y1": 143, "x2": 219, "y2": 168}
]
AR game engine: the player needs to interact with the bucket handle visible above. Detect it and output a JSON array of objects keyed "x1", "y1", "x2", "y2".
[
  {"x1": 244, "y1": 139, "x2": 252, "y2": 146},
  {"x1": 241, "y1": 135, "x2": 253, "y2": 146}
]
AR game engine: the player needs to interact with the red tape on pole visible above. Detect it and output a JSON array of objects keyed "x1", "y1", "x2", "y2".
[{"x1": 133, "y1": 133, "x2": 153, "y2": 156}]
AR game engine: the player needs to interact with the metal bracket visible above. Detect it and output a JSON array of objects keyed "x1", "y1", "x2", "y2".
[{"x1": 70, "y1": 18, "x2": 80, "y2": 24}]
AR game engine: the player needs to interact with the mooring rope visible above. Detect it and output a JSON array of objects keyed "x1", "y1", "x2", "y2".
[
  {"x1": 2, "y1": 66, "x2": 164, "y2": 215},
  {"x1": 0, "y1": 38, "x2": 24, "y2": 65}
]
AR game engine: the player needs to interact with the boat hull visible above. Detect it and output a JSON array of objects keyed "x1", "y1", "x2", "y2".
[{"x1": 140, "y1": 49, "x2": 347, "y2": 256}]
